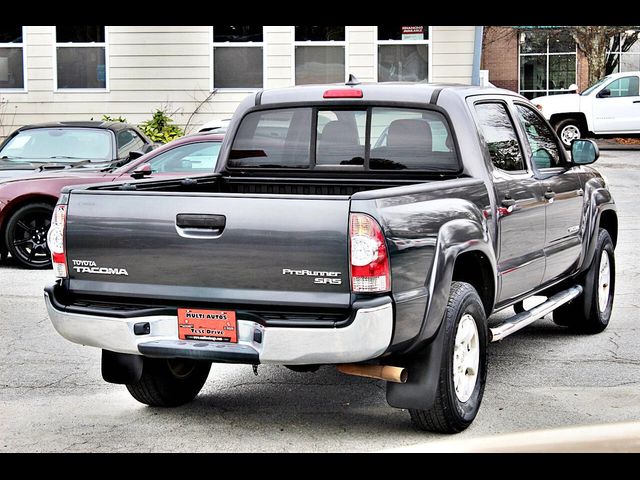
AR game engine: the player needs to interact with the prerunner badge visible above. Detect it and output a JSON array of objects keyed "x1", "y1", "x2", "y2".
[{"x1": 177, "y1": 309, "x2": 237, "y2": 343}]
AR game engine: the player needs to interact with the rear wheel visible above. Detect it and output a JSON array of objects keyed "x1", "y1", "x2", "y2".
[
  {"x1": 554, "y1": 118, "x2": 583, "y2": 148},
  {"x1": 409, "y1": 282, "x2": 488, "y2": 433},
  {"x1": 4, "y1": 203, "x2": 54, "y2": 269},
  {"x1": 554, "y1": 228, "x2": 615, "y2": 333},
  {"x1": 126, "y1": 357, "x2": 211, "y2": 407}
]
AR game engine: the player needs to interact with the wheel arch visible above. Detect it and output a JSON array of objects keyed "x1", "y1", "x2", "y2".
[
  {"x1": 579, "y1": 181, "x2": 617, "y2": 275},
  {"x1": 404, "y1": 218, "x2": 497, "y2": 355},
  {"x1": 550, "y1": 112, "x2": 590, "y2": 134},
  {"x1": 1, "y1": 194, "x2": 58, "y2": 249}
]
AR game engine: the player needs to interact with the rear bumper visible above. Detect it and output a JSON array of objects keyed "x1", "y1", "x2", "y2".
[{"x1": 45, "y1": 289, "x2": 393, "y2": 365}]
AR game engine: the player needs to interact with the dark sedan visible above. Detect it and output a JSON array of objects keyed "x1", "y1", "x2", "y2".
[
  {"x1": 0, "y1": 132, "x2": 224, "y2": 268},
  {"x1": 0, "y1": 121, "x2": 155, "y2": 181}
]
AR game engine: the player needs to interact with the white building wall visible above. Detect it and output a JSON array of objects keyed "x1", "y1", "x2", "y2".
[
  {"x1": 431, "y1": 26, "x2": 476, "y2": 84},
  {"x1": 0, "y1": 25, "x2": 477, "y2": 139}
]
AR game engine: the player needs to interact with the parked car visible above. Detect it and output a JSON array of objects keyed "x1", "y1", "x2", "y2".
[
  {"x1": 45, "y1": 83, "x2": 616, "y2": 434},
  {"x1": 197, "y1": 119, "x2": 231, "y2": 134},
  {"x1": 0, "y1": 132, "x2": 223, "y2": 268},
  {"x1": 0, "y1": 121, "x2": 155, "y2": 181},
  {"x1": 532, "y1": 71, "x2": 640, "y2": 147}
]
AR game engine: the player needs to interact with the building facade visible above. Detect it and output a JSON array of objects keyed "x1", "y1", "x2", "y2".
[
  {"x1": 0, "y1": 25, "x2": 479, "y2": 138},
  {"x1": 482, "y1": 26, "x2": 640, "y2": 100}
]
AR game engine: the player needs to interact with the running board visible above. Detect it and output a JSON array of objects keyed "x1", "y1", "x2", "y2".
[{"x1": 490, "y1": 285, "x2": 583, "y2": 342}]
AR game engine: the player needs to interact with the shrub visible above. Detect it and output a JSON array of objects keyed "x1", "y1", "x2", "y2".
[
  {"x1": 138, "y1": 109, "x2": 184, "y2": 144},
  {"x1": 102, "y1": 115, "x2": 127, "y2": 123}
]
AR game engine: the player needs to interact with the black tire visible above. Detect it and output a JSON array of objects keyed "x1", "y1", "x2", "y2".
[
  {"x1": 554, "y1": 118, "x2": 583, "y2": 149},
  {"x1": 126, "y1": 357, "x2": 211, "y2": 407},
  {"x1": 554, "y1": 228, "x2": 615, "y2": 334},
  {"x1": 4, "y1": 203, "x2": 54, "y2": 269},
  {"x1": 409, "y1": 282, "x2": 488, "y2": 433}
]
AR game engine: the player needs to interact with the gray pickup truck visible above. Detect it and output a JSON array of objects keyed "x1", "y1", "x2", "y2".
[{"x1": 45, "y1": 83, "x2": 617, "y2": 433}]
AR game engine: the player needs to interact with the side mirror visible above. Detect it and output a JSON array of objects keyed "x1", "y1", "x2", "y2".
[
  {"x1": 571, "y1": 139, "x2": 599, "y2": 165},
  {"x1": 598, "y1": 88, "x2": 611, "y2": 98},
  {"x1": 130, "y1": 163, "x2": 153, "y2": 179},
  {"x1": 128, "y1": 150, "x2": 145, "y2": 161}
]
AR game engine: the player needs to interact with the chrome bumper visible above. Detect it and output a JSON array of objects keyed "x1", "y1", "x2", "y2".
[{"x1": 45, "y1": 291, "x2": 393, "y2": 365}]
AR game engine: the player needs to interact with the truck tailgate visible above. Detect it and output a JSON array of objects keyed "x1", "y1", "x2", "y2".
[{"x1": 65, "y1": 192, "x2": 351, "y2": 308}]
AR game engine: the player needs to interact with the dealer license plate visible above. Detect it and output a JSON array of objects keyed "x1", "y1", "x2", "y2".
[{"x1": 177, "y1": 309, "x2": 237, "y2": 343}]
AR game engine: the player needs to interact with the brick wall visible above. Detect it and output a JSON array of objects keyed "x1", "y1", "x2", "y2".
[
  {"x1": 481, "y1": 26, "x2": 519, "y2": 92},
  {"x1": 576, "y1": 50, "x2": 590, "y2": 91}
]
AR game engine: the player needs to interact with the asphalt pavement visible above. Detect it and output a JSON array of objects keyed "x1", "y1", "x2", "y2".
[{"x1": 1, "y1": 150, "x2": 639, "y2": 452}]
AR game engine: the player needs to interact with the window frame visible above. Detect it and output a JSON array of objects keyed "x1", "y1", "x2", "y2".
[
  {"x1": 0, "y1": 26, "x2": 27, "y2": 93},
  {"x1": 374, "y1": 26, "x2": 432, "y2": 83},
  {"x1": 512, "y1": 100, "x2": 569, "y2": 174},
  {"x1": 210, "y1": 26, "x2": 266, "y2": 92},
  {"x1": 53, "y1": 26, "x2": 109, "y2": 93},
  {"x1": 606, "y1": 33, "x2": 640, "y2": 74},
  {"x1": 472, "y1": 98, "x2": 530, "y2": 176},
  {"x1": 225, "y1": 102, "x2": 462, "y2": 175},
  {"x1": 518, "y1": 30, "x2": 577, "y2": 99},
  {"x1": 292, "y1": 26, "x2": 348, "y2": 86}
]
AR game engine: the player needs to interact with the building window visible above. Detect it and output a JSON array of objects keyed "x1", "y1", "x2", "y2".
[
  {"x1": 212, "y1": 26, "x2": 263, "y2": 89},
  {"x1": 519, "y1": 30, "x2": 576, "y2": 99},
  {"x1": 295, "y1": 26, "x2": 345, "y2": 85},
  {"x1": 606, "y1": 33, "x2": 640, "y2": 75},
  {"x1": 0, "y1": 26, "x2": 25, "y2": 90},
  {"x1": 55, "y1": 26, "x2": 107, "y2": 90},
  {"x1": 377, "y1": 26, "x2": 430, "y2": 82}
]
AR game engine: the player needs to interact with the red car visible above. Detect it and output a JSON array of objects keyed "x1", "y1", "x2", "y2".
[{"x1": 0, "y1": 132, "x2": 224, "y2": 268}]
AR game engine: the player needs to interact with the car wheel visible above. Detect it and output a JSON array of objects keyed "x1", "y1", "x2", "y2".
[
  {"x1": 409, "y1": 282, "x2": 488, "y2": 433},
  {"x1": 555, "y1": 118, "x2": 583, "y2": 148},
  {"x1": 554, "y1": 228, "x2": 615, "y2": 333},
  {"x1": 126, "y1": 357, "x2": 211, "y2": 407},
  {"x1": 4, "y1": 203, "x2": 54, "y2": 269}
]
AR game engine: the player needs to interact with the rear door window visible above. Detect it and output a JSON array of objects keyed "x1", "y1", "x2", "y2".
[
  {"x1": 474, "y1": 103, "x2": 526, "y2": 172},
  {"x1": 228, "y1": 106, "x2": 459, "y2": 172}
]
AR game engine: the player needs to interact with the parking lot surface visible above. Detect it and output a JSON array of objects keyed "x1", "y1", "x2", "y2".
[{"x1": 1, "y1": 150, "x2": 639, "y2": 452}]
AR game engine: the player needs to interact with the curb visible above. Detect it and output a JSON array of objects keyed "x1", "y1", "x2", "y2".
[{"x1": 595, "y1": 140, "x2": 640, "y2": 151}]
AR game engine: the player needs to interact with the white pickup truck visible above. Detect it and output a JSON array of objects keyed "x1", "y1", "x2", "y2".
[{"x1": 533, "y1": 71, "x2": 640, "y2": 147}]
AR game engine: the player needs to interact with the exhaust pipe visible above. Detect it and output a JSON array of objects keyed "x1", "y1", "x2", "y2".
[{"x1": 337, "y1": 364, "x2": 408, "y2": 384}]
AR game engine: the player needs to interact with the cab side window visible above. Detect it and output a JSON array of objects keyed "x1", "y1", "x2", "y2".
[
  {"x1": 605, "y1": 76, "x2": 640, "y2": 97},
  {"x1": 475, "y1": 103, "x2": 525, "y2": 172},
  {"x1": 117, "y1": 129, "x2": 146, "y2": 159},
  {"x1": 514, "y1": 104, "x2": 562, "y2": 170}
]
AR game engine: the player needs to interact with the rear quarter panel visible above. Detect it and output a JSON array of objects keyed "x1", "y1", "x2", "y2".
[{"x1": 351, "y1": 177, "x2": 494, "y2": 352}]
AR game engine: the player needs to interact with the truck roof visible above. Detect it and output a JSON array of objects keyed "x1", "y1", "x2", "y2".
[{"x1": 257, "y1": 82, "x2": 521, "y2": 106}]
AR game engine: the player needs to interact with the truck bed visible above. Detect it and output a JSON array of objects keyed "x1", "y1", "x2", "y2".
[{"x1": 86, "y1": 173, "x2": 443, "y2": 197}]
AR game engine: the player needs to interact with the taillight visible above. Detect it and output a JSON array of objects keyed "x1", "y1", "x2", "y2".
[
  {"x1": 350, "y1": 213, "x2": 390, "y2": 293},
  {"x1": 48, "y1": 204, "x2": 67, "y2": 278}
]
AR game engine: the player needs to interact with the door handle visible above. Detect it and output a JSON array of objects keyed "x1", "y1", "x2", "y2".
[
  {"x1": 544, "y1": 190, "x2": 556, "y2": 200},
  {"x1": 176, "y1": 214, "x2": 226, "y2": 233},
  {"x1": 634, "y1": 100, "x2": 640, "y2": 104}
]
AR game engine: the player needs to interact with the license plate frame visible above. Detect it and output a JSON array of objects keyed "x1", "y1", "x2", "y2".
[{"x1": 177, "y1": 308, "x2": 237, "y2": 343}]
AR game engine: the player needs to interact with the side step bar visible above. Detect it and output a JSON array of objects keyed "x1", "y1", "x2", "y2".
[{"x1": 490, "y1": 285, "x2": 583, "y2": 342}]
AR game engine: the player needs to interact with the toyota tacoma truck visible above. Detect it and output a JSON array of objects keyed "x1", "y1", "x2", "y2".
[{"x1": 45, "y1": 83, "x2": 617, "y2": 433}]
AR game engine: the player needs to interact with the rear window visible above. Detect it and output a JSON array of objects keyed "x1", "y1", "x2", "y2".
[{"x1": 228, "y1": 107, "x2": 459, "y2": 172}]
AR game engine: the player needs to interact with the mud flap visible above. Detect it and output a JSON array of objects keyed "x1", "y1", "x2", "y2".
[
  {"x1": 386, "y1": 319, "x2": 446, "y2": 410},
  {"x1": 101, "y1": 350, "x2": 144, "y2": 385}
]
